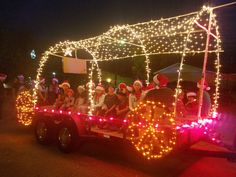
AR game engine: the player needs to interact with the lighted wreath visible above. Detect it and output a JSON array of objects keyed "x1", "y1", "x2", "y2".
[
  {"x1": 16, "y1": 90, "x2": 34, "y2": 126},
  {"x1": 127, "y1": 101, "x2": 176, "y2": 160}
]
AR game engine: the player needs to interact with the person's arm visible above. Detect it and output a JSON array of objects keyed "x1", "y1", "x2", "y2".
[
  {"x1": 105, "y1": 104, "x2": 116, "y2": 115},
  {"x1": 129, "y1": 94, "x2": 134, "y2": 111},
  {"x1": 117, "y1": 105, "x2": 129, "y2": 115}
]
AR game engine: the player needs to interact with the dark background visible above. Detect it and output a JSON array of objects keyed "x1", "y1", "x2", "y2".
[{"x1": 0, "y1": 0, "x2": 235, "y2": 81}]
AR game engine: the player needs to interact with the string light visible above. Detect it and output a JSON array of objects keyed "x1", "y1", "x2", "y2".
[
  {"x1": 32, "y1": 6, "x2": 222, "y2": 118},
  {"x1": 127, "y1": 101, "x2": 176, "y2": 160},
  {"x1": 16, "y1": 91, "x2": 34, "y2": 126}
]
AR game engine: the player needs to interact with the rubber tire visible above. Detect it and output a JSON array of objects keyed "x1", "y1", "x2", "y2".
[
  {"x1": 34, "y1": 119, "x2": 52, "y2": 145},
  {"x1": 57, "y1": 123, "x2": 79, "y2": 153}
]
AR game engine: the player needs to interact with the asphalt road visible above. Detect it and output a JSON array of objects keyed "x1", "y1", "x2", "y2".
[{"x1": 0, "y1": 101, "x2": 236, "y2": 177}]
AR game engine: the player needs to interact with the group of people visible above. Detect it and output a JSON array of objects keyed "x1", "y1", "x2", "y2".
[{"x1": 36, "y1": 73, "x2": 211, "y2": 119}]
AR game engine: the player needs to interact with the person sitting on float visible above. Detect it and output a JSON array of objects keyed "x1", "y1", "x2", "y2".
[
  {"x1": 93, "y1": 84, "x2": 105, "y2": 115},
  {"x1": 116, "y1": 91, "x2": 130, "y2": 119},
  {"x1": 100, "y1": 84, "x2": 118, "y2": 117},
  {"x1": 118, "y1": 82, "x2": 128, "y2": 95},
  {"x1": 37, "y1": 77, "x2": 47, "y2": 106},
  {"x1": 59, "y1": 81, "x2": 70, "y2": 95},
  {"x1": 144, "y1": 74, "x2": 174, "y2": 111},
  {"x1": 176, "y1": 90, "x2": 187, "y2": 118},
  {"x1": 197, "y1": 79, "x2": 211, "y2": 117},
  {"x1": 185, "y1": 92, "x2": 198, "y2": 116},
  {"x1": 126, "y1": 85, "x2": 133, "y2": 96},
  {"x1": 74, "y1": 85, "x2": 88, "y2": 114},
  {"x1": 129, "y1": 80, "x2": 144, "y2": 111},
  {"x1": 48, "y1": 78, "x2": 59, "y2": 105},
  {"x1": 60, "y1": 88, "x2": 75, "y2": 111}
]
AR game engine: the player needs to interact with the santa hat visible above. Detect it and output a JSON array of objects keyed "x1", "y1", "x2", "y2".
[
  {"x1": 197, "y1": 79, "x2": 210, "y2": 91},
  {"x1": 0, "y1": 73, "x2": 7, "y2": 81},
  {"x1": 52, "y1": 78, "x2": 58, "y2": 83},
  {"x1": 95, "y1": 84, "x2": 105, "y2": 91},
  {"x1": 118, "y1": 83, "x2": 127, "y2": 89},
  {"x1": 77, "y1": 85, "x2": 85, "y2": 90},
  {"x1": 133, "y1": 80, "x2": 143, "y2": 87},
  {"x1": 153, "y1": 74, "x2": 169, "y2": 87},
  {"x1": 59, "y1": 81, "x2": 70, "y2": 88},
  {"x1": 187, "y1": 92, "x2": 197, "y2": 97},
  {"x1": 17, "y1": 74, "x2": 24, "y2": 81},
  {"x1": 126, "y1": 85, "x2": 133, "y2": 92},
  {"x1": 86, "y1": 81, "x2": 95, "y2": 88}
]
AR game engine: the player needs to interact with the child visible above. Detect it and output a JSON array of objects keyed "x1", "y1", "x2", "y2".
[
  {"x1": 74, "y1": 85, "x2": 88, "y2": 113},
  {"x1": 101, "y1": 84, "x2": 118, "y2": 117},
  {"x1": 93, "y1": 85, "x2": 105, "y2": 115},
  {"x1": 116, "y1": 91, "x2": 129, "y2": 119},
  {"x1": 60, "y1": 89, "x2": 75, "y2": 111},
  {"x1": 185, "y1": 92, "x2": 198, "y2": 116},
  {"x1": 129, "y1": 80, "x2": 144, "y2": 111},
  {"x1": 53, "y1": 92, "x2": 65, "y2": 109}
]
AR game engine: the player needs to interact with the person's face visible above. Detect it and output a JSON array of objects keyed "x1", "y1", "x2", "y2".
[
  {"x1": 134, "y1": 83, "x2": 141, "y2": 92},
  {"x1": 63, "y1": 85, "x2": 69, "y2": 91},
  {"x1": 67, "y1": 91, "x2": 73, "y2": 97},
  {"x1": 52, "y1": 80, "x2": 57, "y2": 85},
  {"x1": 108, "y1": 86, "x2": 114, "y2": 94},
  {"x1": 77, "y1": 88, "x2": 83, "y2": 94}
]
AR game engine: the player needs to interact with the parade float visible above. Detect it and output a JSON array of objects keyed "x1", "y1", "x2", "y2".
[{"x1": 16, "y1": 3, "x2": 236, "y2": 160}]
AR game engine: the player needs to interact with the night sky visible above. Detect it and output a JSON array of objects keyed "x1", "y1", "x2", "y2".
[{"x1": 0, "y1": 0, "x2": 235, "y2": 79}]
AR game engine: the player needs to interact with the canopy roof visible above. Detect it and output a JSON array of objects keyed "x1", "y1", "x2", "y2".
[{"x1": 47, "y1": 6, "x2": 221, "y2": 61}]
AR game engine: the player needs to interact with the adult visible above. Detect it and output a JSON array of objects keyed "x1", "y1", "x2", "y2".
[
  {"x1": 48, "y1": 78, "x2": 59, "y2": 105},
  {"x1": 0, "y1": 73, "x2": 7, "y2": 119},
  {"x1": 144, "y1": 74, "x2": 174, "y2": 111}
]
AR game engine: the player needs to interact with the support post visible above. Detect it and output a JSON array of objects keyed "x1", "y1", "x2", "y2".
[{"x1": 198, "y1": 9, "x2": 213, "y2": 118}]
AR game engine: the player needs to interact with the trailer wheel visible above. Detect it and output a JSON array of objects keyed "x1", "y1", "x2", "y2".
[
  {"x1": 35, "y1": 119, "x2": 52, "y2": 145},
  {"x1": 57, "y1": 123, "x2": 78, "y2": 153}
]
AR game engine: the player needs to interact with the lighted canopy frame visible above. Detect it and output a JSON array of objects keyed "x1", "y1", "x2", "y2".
[{"x1": 33, "y1": 6, "x2": 222, "y2": 117}]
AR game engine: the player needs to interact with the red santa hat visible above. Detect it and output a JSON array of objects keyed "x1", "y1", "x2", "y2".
[
  {"x1": 153, "y1": 74, "x2": 169, "y2": 87},
  {"x1": 95, "y1": 84, "x2": 105, "y2": 91},
  {"x1": 187, "y1": 92, "x2": 197, "y2": 97},
  {"x1": 133, "y1": 80, "x2": 143, "y2": 87},
  {"x1": 0, "y1": 73, "x2": 7, "y2": 81},
  {"x1": 59, "y1": 81, "x2": 70, "y2": 88},
  {"x1": 118, "y1": 82, "x2": 127, "y2": 89},
  {"x1": 126, "y1": 85, "x2": 133, "y2": 92},
  {"x1": 197, "y1": 79, "x2": 210, "y2": 91}
]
